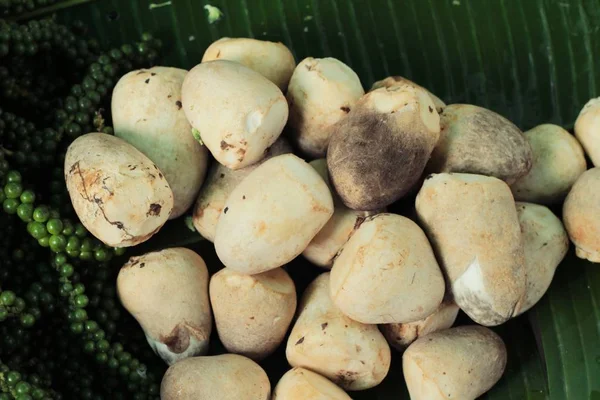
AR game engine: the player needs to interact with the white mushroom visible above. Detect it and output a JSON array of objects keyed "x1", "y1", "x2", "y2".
[
  {"x1": 515, "y1": 202, "x2": 568, "y2": 314},
  {"x1": 182, "y1": 59, "x2": 288, "y2": 169},
  {"x1": 287, "y1": 57, "x2": 364, "y2": 158},
  {"x1": 209, "y1": 267, "x2": 297, "y2": 360},
  {"x1": 563, "y1": 167, "x2": 600, "y2": 262},
  {"x1": 64, "y1": 133, "x2": 173, "y2": 247},
  {"x1": 415, "y1": 173, "x2": 527, "y2": 326},
  {"x1": 112, "y1": 66, "x2": 210, "y2": 219},
  {"x1": 202, "y1": 37, "x2": 295, "y2": 91},
  {"x1": 330, "y1": 213, "x2": 446, "y2": 324},
  {"x1": 214, "y1": 154, "x2": 334, "y2": 275},
  {"x1": 117, "y1": 248, "x2": 212, "y2": 365},
  {"x1": 192, "y1": 137, "x2": 292, "y2": 242},
  {"x1": 160, "y1": 354, "x2": 271, "y2": 400},
  {"x1": 371, "y1": 75, "x2": 446, "y2": 113},
  {"x1": 403, "y1": 325, "x2": 507, "y2": 400},
  {"x1": 286, "y1": 273, "x2": 391, "y2": 391},
  {"x1": 510, "y1": 124, "x2": 587, "y2": 204},
  {"x1": 575, "y1": 97, "x2": 600, "y2": 166},
  {"x1": 272, "y1": 367, "x2": 352, "y2": 400},
  {"x1": 380, "y1": 299, "x2": 460, "y2": 351}
]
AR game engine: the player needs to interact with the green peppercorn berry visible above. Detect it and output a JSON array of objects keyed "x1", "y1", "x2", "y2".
[
  {"x1": 118, "y1": 365, "x2": 130, "y2": 377},
  {"x1": 79, "y1": 251, "x2": 93, "y2": 261},
  {"x1": 73, "y1": 283, "x2": 85, "y2": 295},
  {"x1": 70, "y1": 322, "x2": 84, "y2": 334},
  {"x1": 0, "y1": 306, "x2": 8, "y2": 321},
  {"x1": 93, "y1": 248, "x2": 109, "y2": 262},
  {"x1": 46, "y1": 218, "x2": 63, "y2": 235},
  {"x1": 75, "y1": 113, "x2": 90, "y2": 125},
  {"x1": 61, "y1": 220, "x2": 74, "y2": 236},
  {"x1": 16, "y1": 203, "x2": 33, "y2": 222},
  {"x1": 49, "y1": 235, "x2": 67, "y2": 252},
  {"x1": 96, "y1": 352, "x2": 108, "y2": 364},
  {"x1": 30, "y1": 389, "x2": 44, "y2": 400},
  {"x1": 72, "y1": 84, "x2": 83, "y2": 97},
  {"x1": 64, "y1": 96, "x2": 77, "y2": 112},
  {"x1": 39, "y1": 237, "x2": 50, "y2": 247},
  {"x1": 93, "y1": 329, "x2": 105, "y2": 341},
  {"x1": 74, "y1": 295, "x2": 89, "y2": 310},
  {"x1": 59, "y1": 263, "x2": 74, "y2": 277},
  {"x1": 80, "y1": 237, "x2": 93, "y2": 252},
  {"x1": 114, "y1": 247, "x2": 126, "y2": 256},
  {"x1": 20, "y1": 313, "x2": 35, "y2": 328},
  {"x1": 83, "y1": 340, "x2": 95, "y2": 353},
  {"x1": 66, "y1": 122, "x2": 81, "y2": 137},
  {"x1": 73, "y1": 308, "x2": 87, "y2": 322},
  {"x1": 107, "y1": 357, "x2": 119, "y2": 369},
  {"x1": 20, "y1": 190, "x2": 35, "y2": 204},
  {"x1": 85, "y1": 320, "x2": 99, "y2": 332},
  {"x1": 98, "y1": 55, "x2": 110, "y2": 65},
  {"x1": 0, "y1": 290, "x2": 16, "y2": 306},
  {"x1": 33, "y1": 206, "x2": 50, "y2": 222},
  {"x1": 6, "y1": 371, "x2": 22, "y2": 386},
  {"x1": 27, "y1": 222, "x2": 46, "y2": 239},
  {"x1": 3, "y1": 198, "x2": 19, "y2": 214},
  {"x1": 13, "y1": 298, "x2": 26, "y2": 312},
  {"x1": 75, "y1": 223, "x2": 87, "y2": 237},
  {"x1": 4, "y1": 182, "x2": 23, "y2": 199}
]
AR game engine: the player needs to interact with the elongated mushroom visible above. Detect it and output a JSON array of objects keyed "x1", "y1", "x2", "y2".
[
  {"x1": 575, "y1": 97, "x2": 600, "y2": 166},
  {"x1": 273, "y1": 367, "x2": 351, "y2": 400}
]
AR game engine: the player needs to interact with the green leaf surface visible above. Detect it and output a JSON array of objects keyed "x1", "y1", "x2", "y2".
[{"x1": 49, "y1": 0, "x2": 600, "y2": 398}]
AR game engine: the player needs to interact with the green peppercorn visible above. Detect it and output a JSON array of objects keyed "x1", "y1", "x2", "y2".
[
  {"x1": 59, "y1": 263, "x2": 74, "y2": 277},
  {"x1": 19, "y1": 313, "x2": 35, "y2": 328},
  {"x1": 1, "y1": 290, "x2": 16, "y2": 306},
  {"x1": 5, "y1": 182, "x2": 23, "y2": 198},
  {"x1": 46, "y1": 218, "x2": 63, "y2": 235},
  {"x1": 19, "y1": 190, "x2": 35, "y2": 204},
  {"x1": 16, "y1": 203, "x2": 33, "y2": 222},
  {"x1": 3, "y1": 198, "x2": 20, "y2": 214},
  {"x1": 32, "y1": 206, "x2": 50, "y2": 222}
]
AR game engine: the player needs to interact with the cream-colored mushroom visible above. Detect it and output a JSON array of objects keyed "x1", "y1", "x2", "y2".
[
  {"x1": 287, "y1": 57, "x2": 364, "y2": 158},
  {"x1": 214, "y1": 154, "x2": 334, "y2": 274},
  {"x1": 415, "y1": 173, "x2": 527, "y2": 326},
  {"x1": 380, "y1": 299, "x2": 459, "y2": 351},
  {"x1": 202, "y1": 37, "x2": 295, "y2": 91},
  {"x1": 209, "y1": 267, "x2": 296, "y2": 360},
  {"x1": 272, "y1": 367, "x2": 352, "y2": 400},
  {"x1": 192, "y1": 137, "x2": 292, "y2": 242},
  {"x1": 327, "y1": 84, "x2": 440, "y2": 210},
  {"x1": 117, "y1": 248, "x2": 212, "y2": 365},
  {"x1": 64, "y1": 132, "x2": 173, "y2": 247},
  {"x1": 515, "y1": 202, "x2": 568, "y2": 314},
  {"x1": 330, "y1": 213, "x2": 445, "y2": 324},
  {"x1": 563, "y1": 167, "x2": 600, "y2": 262},
  {"x1": 160, "y1": 354, "x2": 271, "y2": 400},
  {"x1": 575, "y1": 97, "x2": 600, "y2": 166},
  {"x1": 112, "y1": 66, "x2": 210, "y2": 219},
  {"x1": 182, "y1": 59, "x2": 288, "y2": 169},
  {"x1": 427, "y1": 104, "x2": 532, "y2": 185},
  {"x1": 303, "y1": 159, "x2": 379, "y2": 268},
  {"x1": 371, "y1": 75, "x2": 446, "y2": 113},
  {"x1": 511, "y1": 124, "x2": 587, "y2": 204},
  {"x1": 286, "y1": 273, "x2": 391, "y2": 391},
  {"x1": 403, "y1": 325, "x2": 507, "y2": 400}
]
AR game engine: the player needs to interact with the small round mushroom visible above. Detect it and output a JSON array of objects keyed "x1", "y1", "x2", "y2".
[
  {"x1": 515, "y1": 202, "x2": 568, "y2": 314},
  {"x1": 117, "y1": 248, "x2": 212, "y2": 365},
  {"x1": 415, "y1": 173, "x2": 527, "y2": 326},
  {"x1": 201, "y1": 37, "x2": 296, "y2": 91},
  {"x1": 330, "y1": 213, "x2": 445, "y2": 324},
  {"x1": 327, "y1": 84, "x2": 440, "y2": 211},
  {"x1": 574, "y1": 97, "x2": 600, "y2": 166},
  {"x1": 371, "y1": 76, "x2": 446, "y2": 113},
  {"x1": 160, "y1": 354, "x2": 271, "y2": 400},
  {"x1": 272, "y1": 367, "x2": 352, "y2": 400},
  {"x1": 380, "y1": 299, "x2": 459, "y2": 351},
  {"x1": 403, "y1": 325, "x2": 507, "y2": 400},
  {"x1": 287, "y1": 57, "x2": 365, "y2": 158},
  {"x1": 192, "y1": 137, "x2": 292, "y2": 242},
  {"x1": 209, "y1": 267, "x2": 297, "y2": 361},
  {"x1": 112, "y1": 66, "x2": 210, "y2": 219},
  {"x1": 286, "y1": 273, "x2": 391, "y2": 391},
  {"x1": 214, "y1": 154, "x2": 334, "y2": 274},
  {"x1": 64, "y1": 133, "x2": 173, "y2": 247},
  {"x1": 427, "y1": 104, "x2": 532, "y2": 184},
  {"x1": 182, "y1": 60, "x2": 288, "y2": 170},
  {"x1": 303, "y1": 159, "x2": 380, "y2": 268},
  {"x1": 563, "y1": 167, "x2": 600, "y2": 262},
  {"x1": 510, "y1": 124, "x2": 587, "y2": 204}
]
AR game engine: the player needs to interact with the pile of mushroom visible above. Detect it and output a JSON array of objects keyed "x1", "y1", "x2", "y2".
[{"x1": 62, "y1": 35, "x2": 599, "y2": 400}]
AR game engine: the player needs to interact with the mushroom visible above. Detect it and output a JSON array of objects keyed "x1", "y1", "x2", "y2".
[
  {"x1": 64, "y1": 132, "x2": 173, "y2": 247},
  {"x1": 192, "y1": 137, "x2": 292, "y2": 242},
  {"x1": 510, "y1": 124, "x2": 587, "y2": 204},
  {"x1": 330, "y1": 213, "x2": 445, "y2": 324},
  {"x1": 214, "y1": 154, "x2": 334, "y2": 275},
  {"x1": 272, "y1": 367, "x2": 352, "y2": 400},
  {"x1": 563, "y1": 167, "x2": 600, "y2": 262},
  {"x1": 209, "y1": 267, "x2": 297, "y2": 360},
  {"x1": 202, "y1": 37, "x2": 295, "y2": 91},
  {"x1": 182, "y1": 60, "x2": 288, "y2": 169},
  {"x1": 327, "y1": 83, "x2": 440, "y2": 211},
  {"x1": 286, "y1": 273, "x2": 391, "y2": 391},
  {"x1": 515, "y1": 202, "x2": 568, "y2": 314},
  {"x1": 574, "y1": 97, "x2": 600, "y2": 166},
  {"x1": 427, "y1": 104, "x2": 532, "y2": 184},
  {"x1": 160, "y1": 354, "x2": 271, "y2": 400},
  {"x1": 415, "y1": 173, "x2": 527, "y2": 326},
  {"x1": 112, "y1": 66, "x2": 210, "y2": 219},
  {"x1": 371, "y1": 75, "x2": 446, "y2": 113},
  {"x1": 117, "y1": 248, "x2": 212, "y2": 365},
  {"x1": 286, "y1": 57, "x2": 364, "y2": 158},
  {"x1": 403, "y1": 325, "x2": 507, "y2": 400}
]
